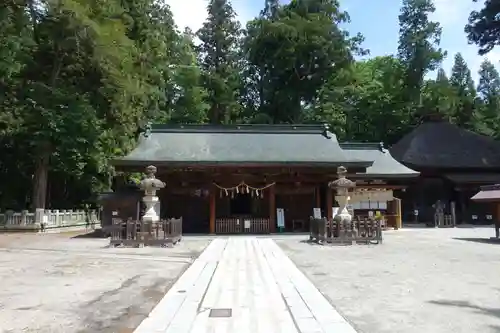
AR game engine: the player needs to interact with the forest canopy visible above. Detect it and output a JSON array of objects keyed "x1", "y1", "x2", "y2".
[{"x1": 1, "y1": 0, "x2": 499, "y2": 209}]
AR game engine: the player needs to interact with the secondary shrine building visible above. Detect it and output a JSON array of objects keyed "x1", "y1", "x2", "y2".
[
  {"x1": 391, "y1": 117, "x2": 500, "y2": 224},
  {"x1": 111, "y1": 124, "x2": 419, "y2": 234}
]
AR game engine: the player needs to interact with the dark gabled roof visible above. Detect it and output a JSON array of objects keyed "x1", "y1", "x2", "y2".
[
  {"x1": 340, "y1": 142, "x2": 419, "y2": 178},
  {"x1": 390, "y1": 121, "x2": 500, "y2": 169},
  {"x1": 114, "y1": 124, "x2": 371, "y2": 167}
]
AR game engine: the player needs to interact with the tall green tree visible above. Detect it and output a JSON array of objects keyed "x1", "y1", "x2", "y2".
[
  {"x1": 0, "y1": 0, "x2": 34, "y2": 208},
  {"x1": 197, "y1": 0, "x2": 242, "y2": 124},
  {"x1": 397, "y1": 0, "x2": 445, "y2": 107},
  {"x1": 20, "y1": 0, "x2": 139, "y2": 209},
  {"x1": 465, "y1": 0, "x2": 500, "y2": 55},
  {"x1": 421, "y1": 69, "x2": 457, "y2": 120},
  {"x1": 245, "y1": 0, "x2": 357, "y2": 123},
  {"x1": 345, "y1": 56, "x2": 408, "y2": 143},
  {"x1": 0, "y1": 0, "x2": 216, "y2": 209},
  {"x1": 449, "y1": 53, "x2": 476, "y2": 129},
  {"x1": 475, "y1": 59, "x2": 500, "y2": 136},
  {"x1": 170, "y1": 29, "x2": 209, "y2": 124},
  {"x1": 121, "y1": 0, "x2": 179, "y2": 123}
]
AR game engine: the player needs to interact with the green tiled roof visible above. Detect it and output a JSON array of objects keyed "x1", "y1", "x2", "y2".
[
  {"x1": 340, "y1": 142, "x2": 419, "y2": 178},
  {"x1": 115, "y1": 124, "x2": 371, "y2": 167}
]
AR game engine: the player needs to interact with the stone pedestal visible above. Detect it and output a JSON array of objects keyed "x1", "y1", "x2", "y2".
[
  {"x1": 335, "y1": 193, "x2": 352, "y2": 224},
  {"x1": 142, "y1": 195, "x2": 160, "y2": 222},
  {"x1": 35, "y1": 208, "x2": 45, "y2": 225}
]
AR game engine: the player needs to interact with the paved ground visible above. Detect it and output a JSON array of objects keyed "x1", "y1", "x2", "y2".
[
  {"x1": 2, "y1": 228, "x2": 500, "y2": 333},
  {"x1": 0, "y1": 232, "x2": 210, "y2": 333},
  {"x1": 276, "y1": 227, "x2": 500, "y2": 333},
  {"x1": 136, "y1": 237, "x2": 356, "y2": 333}
]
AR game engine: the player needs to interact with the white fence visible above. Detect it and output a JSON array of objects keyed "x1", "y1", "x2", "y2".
[{"x1": 0, "y1": 209, "x2": 100, "y2": 232}]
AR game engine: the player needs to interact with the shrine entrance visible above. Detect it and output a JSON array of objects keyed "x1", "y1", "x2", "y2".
[
  {"x1": 213, "y1": 182, "x2": 275, "y2": 234},
  {"x1": 230, "y1": 193, "x2": 252, "y2": 216}
]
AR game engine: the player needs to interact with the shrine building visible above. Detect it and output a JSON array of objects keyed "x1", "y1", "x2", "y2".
[
  {"x1": 110, "y1": 124, "x2": 419, "y2": 234},
  {"x1": 391, "y1": 117, "x2": 500, "y2": 224}
]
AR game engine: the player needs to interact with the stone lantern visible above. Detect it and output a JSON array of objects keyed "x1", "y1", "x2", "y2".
[
  {"x1": 139, "y1": 165, "x2": 165, "y2": 222},
  {"x1": 329, "y1": 166, "x2": 356, "y2": 226}
]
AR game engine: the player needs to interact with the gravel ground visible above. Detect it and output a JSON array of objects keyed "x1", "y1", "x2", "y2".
[
  {"x1": 276, "y1": 227, "x2": 500, "y2": 333},
  {"x1": 0, "y1": 233, "x2": 211, "y2": 333}
]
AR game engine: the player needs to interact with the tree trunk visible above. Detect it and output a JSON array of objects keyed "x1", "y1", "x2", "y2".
[{"x1": 32, "y1": 146, "x2": 50, "y2": 210}]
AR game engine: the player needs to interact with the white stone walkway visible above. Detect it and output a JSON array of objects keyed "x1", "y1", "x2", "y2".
[{"x1": 134, "y1": 237, "x2": 357, "y2": 333}]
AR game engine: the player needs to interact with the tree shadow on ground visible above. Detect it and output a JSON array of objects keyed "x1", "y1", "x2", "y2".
[
  {"x1": 299, "y1": 239, "x2": 364, "y2": 247},
  {"x1": 452, "y1": 237, "x2": 500, "y2": 245},
  {"x1": 70, "y1": 229, "x2": 105, "y2": 239},
  {"x1": 429, "y1": 300, "x2": 500, "y2": 320},
  {"x1": 404, "y1": 224, "x2": 493, "y2": 229}
]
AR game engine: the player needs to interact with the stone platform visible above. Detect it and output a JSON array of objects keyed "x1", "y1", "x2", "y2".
[{"x1": 135, "y1": 237, "x2": 357, "y2": 333}]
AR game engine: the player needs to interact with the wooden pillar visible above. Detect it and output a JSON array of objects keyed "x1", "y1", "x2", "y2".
[
  {"x1": 269, "y1": 185, "x2": 276, "y2": 233},
  {"x1": 326, "y1": 186, "x2": 333, "y2": 220},
  {"x1": 387, "y1": 200, "x2": 395, "y2": 228},
  {"x1": 395, "y1": 198, "x2": 402, "y2": 230},
  {"x1": 315, "y1": 187, "x2": 321, "y2": 208},
  {"x1": 209, "y1": 185, "x2": 216, "y2": 234},
  {"x1": 495, "y1": 203, "x2": 500, "y2": 238}
]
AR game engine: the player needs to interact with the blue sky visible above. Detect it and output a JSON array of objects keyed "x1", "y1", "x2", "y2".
[{"x1": 167, "y1": 0, "x2": 497, "y2": 82}]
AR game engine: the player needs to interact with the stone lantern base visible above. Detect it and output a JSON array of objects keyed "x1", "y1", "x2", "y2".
[{"x1": 142, "y1": 195, "x2": 160, "y2": 222}]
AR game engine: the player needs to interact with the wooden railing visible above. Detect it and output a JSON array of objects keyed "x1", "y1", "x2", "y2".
[
  {"x1": 309, "y1": 216, "x2": 383, "y2": 245},
  {"x1": 215, "y1": 217, "x2": 270, "y2": 234},
  {"x1": 431, "y1": 213, "x2": 455, "y2": 228},
  {"x1": 0, "y1": 209, "x2": 99, "y2": 232},
  {"x1": 108, "y1": 218, "x2": 182, "y2": 247}
]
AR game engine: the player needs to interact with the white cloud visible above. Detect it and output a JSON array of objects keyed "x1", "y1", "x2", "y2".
[
  {"x1": 165, "y1": 0, "x2": 255, "y2": 33},
  {"x1": 166, "y1": 0, "x2": 208, "y2": 33}
]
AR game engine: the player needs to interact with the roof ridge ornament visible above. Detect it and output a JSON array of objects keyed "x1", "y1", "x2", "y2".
[
  {"x1": 143, "y1": 122, "x2": 152, "y2": 137},
  {"x1": 137, "y1": 121, "x2": 152, "y2": 138},
  {"x1": 322, "y1": 123, "x2": 331, "y2": 139}
]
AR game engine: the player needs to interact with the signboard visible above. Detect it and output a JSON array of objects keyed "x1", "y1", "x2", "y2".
[
  {"x1": 472, "y1": 215, "x2": 478, "y2": 220},
  {"x1": 414, "y1": 210, "x2": 419, "y2": 216},
  {"x1": 244, "y1": 219, "x2": 250, "y2": 229},
  {"x1": 487, "y1": 215, "x2": 493, "y2": 220},
  {"x1": 313, "y1": 208, "x2": 322, "y2": 219},
  {"x1": 277, "y1": 208, "x2": 285, "y2": 228}
]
